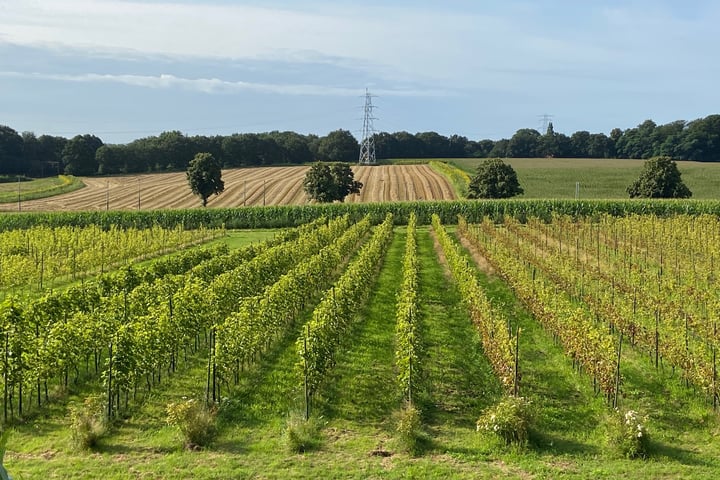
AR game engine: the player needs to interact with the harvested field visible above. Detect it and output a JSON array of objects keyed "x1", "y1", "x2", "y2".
[
  {"x1": 0, "y1": 165, "x2": 455, "y2": 211},
  {"x1": 350, "y1": 164, "x2": 455, "y2": 203}
]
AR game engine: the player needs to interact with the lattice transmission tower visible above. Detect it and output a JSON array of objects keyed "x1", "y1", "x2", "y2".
[
  {"x1": 359, "y1": 89, "x2": 377, "y2": 165},
  {"x1": 538, "y1": 113, "x2": 554, "y2": 134}
]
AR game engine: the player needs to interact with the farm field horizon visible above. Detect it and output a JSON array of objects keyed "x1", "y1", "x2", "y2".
[{"x1": 2, "y1": 158, "x2": 719, "y2": 213}]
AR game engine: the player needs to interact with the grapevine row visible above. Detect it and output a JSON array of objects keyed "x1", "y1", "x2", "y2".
[
  {"x1": 0, "y1": 219, "x2": 323, "y2": 422},
  {"x1": 298, "y1": 213, "x2": 394, "y2": 402},
  {"x1": 213, "y1": 215, "x2": 374, "y2": 394},
  {"x1": 101, "y1": 215, "x2": 352, "y2": 412},
  {"x1": 395, "y1": 212, "x2": 420, "y2": 403},
  {"x1": 459, "y1": 216, "x2": 619, "y2": 401},
  {"x1": 432, "y1": 215, "x2": 517, "y2": 393},
  {"x1": 202, "y1": 215, "x2": 351, "y2": 320},
  {"x1": 501, "y1": 215, "x2": 718, "y2": 402},
  {"x1": 0, "y1": 224, "x2": 219, "y2": 293}
]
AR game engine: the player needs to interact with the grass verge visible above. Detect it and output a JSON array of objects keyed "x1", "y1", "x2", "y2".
[{"x1": 0, "y1": 175, "x2": 85, "y2": 203}]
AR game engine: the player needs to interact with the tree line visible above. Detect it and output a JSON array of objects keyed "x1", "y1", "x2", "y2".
[{"x1": 1, "y1": 114, "x2": 719, "y2": 177}]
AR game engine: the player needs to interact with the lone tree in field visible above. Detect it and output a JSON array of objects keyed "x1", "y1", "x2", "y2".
[
  {"x1": 186, "y1": 152, "x2": 224, "y2": 207},
  {"x1": 467, "y1": 158, "x2": 524, "y2": 199},
  {"x1": 303, "y1": 162, "x2": 362, "y2": 202},
  {"x1": 627, "y1": 156, "x2": 691, "y2": 198}
]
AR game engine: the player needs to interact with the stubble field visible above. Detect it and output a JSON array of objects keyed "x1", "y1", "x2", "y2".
[{"x1": 0, "y1": 165, "x2": 455, "y2": 212}]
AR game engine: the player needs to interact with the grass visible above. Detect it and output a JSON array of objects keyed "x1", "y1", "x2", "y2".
[
  {"x1": 428, "y1": 160, "x2": 470, "y2": 199},
  {"x1": 5, "y1": 226, "x2": 720, "y2": 478},
  {"x1": 416, "y1": 228, "x2": 502, "y2": 435},
  {"x1": 0, "y1": 175, "x2": 84, "y2": 203},
  {"x1": 316, "y1": 230, "x2": 402, "y2": 422},
  {"x1": 310, "y1": 228, "x2": 405, "y2": 458},
  {"x1": 467, "y1": 247, "x2": 609, "y2": 451},
  {"x1": 445, "y1": 157, "x2": 720, "y2": 199}
]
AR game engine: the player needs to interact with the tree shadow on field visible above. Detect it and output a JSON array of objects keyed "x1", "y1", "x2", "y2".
[
  {"x1": 527, "y1": 430, "x2": 599, "y2": 456},
  {"x1": 216, "y1": 314, "x2": 309, "y2": 430},
  {"x1": 647, "y1": 441, "x2": 712, "y2": 467}
]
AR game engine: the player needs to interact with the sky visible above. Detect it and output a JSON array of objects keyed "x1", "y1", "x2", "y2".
[{"x1": 1, "y1": 0, "x2": 719, "y2": 144}]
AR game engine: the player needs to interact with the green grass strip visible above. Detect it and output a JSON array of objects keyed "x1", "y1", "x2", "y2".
[
  {"x1": 429, "y1": 160, "x2": 470, "y2": 198},
  {"x1": 0, "y1": 175, "x2": 85, "y2": 203}
]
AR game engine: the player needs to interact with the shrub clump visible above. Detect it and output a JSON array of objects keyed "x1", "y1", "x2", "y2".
[
  {"x1": 68, "y1": 394, "x2": 107, "y2": 450},
  {"x1": 476, "y1": 396, "x2": 532, "y2": 445},
  {"x1": 166, "y1": 398, "x2": 217, "y2": 449},
  {"x1": 282, "y1": 412, "x2": 324, "y2": 453},
  {"x1": 607, "y1": 408, "x2": 649, "y2": 459},
  {"x1": 395, "y1": 402, "x2": 425, "y2": 455}
]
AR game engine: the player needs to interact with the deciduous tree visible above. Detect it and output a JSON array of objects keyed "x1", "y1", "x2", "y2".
[
  {"x1": 0, "y1": 125, "x2": 25, "y2": 175},
  {"x1": 317, "y1": 130, "x2": 359, "y2": 162},
  {"x1": 303, "y1": 162, "x2": 362, "y2": 202},
  {"x1": 626, "y1": 156, "x2": 691, "y2": 198},
  {"x1": 62, "y1": 135, "x2": 103, "y2": 176},
  {"x1": 508, "y1": 129, "x2": 541, "y2": 158},
  {"x1": 186, "y1": 153, "x2": 224, "y2": 207},
  {"x1": 467, "y1": 158, "x2": 523, "y2": 199}
]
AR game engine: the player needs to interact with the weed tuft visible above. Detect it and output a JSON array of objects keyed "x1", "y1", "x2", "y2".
[
  {"x1": 606, "y1": 408, "x2": 650, "y2": 459},
  {"x1": 476, "y1": 396, "x2": 532, "y2": 446},
  {"x1": 395, "y1": 402, "x2": 429, "y2": 456},
  {"x1": 283, "y1": 412, "x2": 324, "y2": 453},
  {"x1": 166, "y1": 398, "x2": 217, "y2": 450},
  {"x1": 68, "y1": 394, "x2": 107, "y2": 450}
]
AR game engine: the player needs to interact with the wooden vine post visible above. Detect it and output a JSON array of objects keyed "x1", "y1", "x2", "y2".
[
  {"x1": 513, "y1": 326, "x2": 520, "y2": 397},
  {"x1": 304, "y1": 324, "x2": 310, "y2": 421}
]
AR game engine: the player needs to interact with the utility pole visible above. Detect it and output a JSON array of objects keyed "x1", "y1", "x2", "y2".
[{"x1": 359, "y1": 89, "x2": 377, "y2": 165}]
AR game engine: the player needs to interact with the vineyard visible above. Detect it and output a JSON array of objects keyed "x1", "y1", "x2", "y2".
[
  {"x1": 0, "y1": 224, "x2": 218, "y2": 295},
  {"x1": 3, "y1": 214, "x2": 720, "y2": 478}
]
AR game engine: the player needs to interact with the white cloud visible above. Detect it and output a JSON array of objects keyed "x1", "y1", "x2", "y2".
[
  {"x1": 0, "y1": 1, "x2": 467, "y2": 76},
  {"x1": 1, "y1": 0, "x2": 719, "y2": 92},
  {"x1": 0, "y1": 0, "x2": 588, "y2": 87},
  {"x1": 0, "y1": 70, "x2": 452, "y2": 96}
]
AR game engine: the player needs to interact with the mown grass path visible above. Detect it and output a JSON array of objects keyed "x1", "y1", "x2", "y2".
[
  {"x1": 416, "y1": 228, "x2": 501, "y2": 450},
  {"x1": 317, "y1": 229, "x2": 404, "y2": 428}
]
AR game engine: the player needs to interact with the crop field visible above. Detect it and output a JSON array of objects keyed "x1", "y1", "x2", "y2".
[
  {"x1": 448, "y1": 158, "x2": 720, "y2": 199},
  {"x1": 0, "y1": 165, "x2": 455, "y2": 212},
  {"x1": 2, "y1": 213, "x2": 720, "y2": 479}
]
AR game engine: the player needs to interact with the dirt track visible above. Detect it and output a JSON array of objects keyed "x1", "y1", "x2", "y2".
[{"x1": 1, "y1": 165, "x2": 456, "y2": 212}]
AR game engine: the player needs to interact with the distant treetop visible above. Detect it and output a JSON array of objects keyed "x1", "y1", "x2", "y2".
[{"x1": 3, "y1": 114, "x2": 720, "y2": 177}]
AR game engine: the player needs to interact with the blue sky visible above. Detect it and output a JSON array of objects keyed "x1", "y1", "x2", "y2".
[{"x1": 1, "y1": 0, "x2": 719, "y2": 144}]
